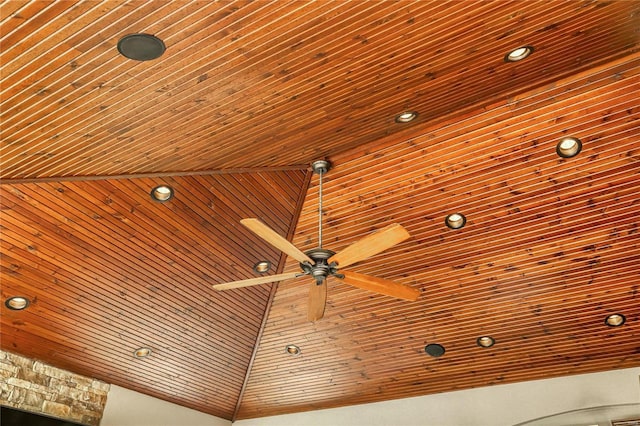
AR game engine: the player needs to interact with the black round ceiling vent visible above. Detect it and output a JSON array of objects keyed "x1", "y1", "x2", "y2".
[
  {"x1": 425, "y1": 343, "x2": 446, "y2": 358},
  {"x1": 117, "y1": 33, "x2": 165, "y2": 61}
]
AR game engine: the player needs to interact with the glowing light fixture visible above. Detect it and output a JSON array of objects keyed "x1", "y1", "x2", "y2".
[
  {"x1": 445, "y1": 213, "x2": 466, "y2": 229},
  {"x1": 395, "y1": 111, "x2": 418, "y2": 123},
  {"x1": 504, "y1": 45, "x2": 534, "y2": 62},
  {"x1": 5, "y1": 296, "x2": 30, "y2": 310},
  {"x1": 604, "y1": 313, "x2": 625, "y2": 327},
  {"x1": 253, "y1": 261, "x2": 271, "y2": 274},
  {"x1": 556, "y1": 137, "x2": 582, "y2": 158},
  {"x1": 285, "y1": 344, "x2": 301, "y2": 356},
  {"x1": 134, "y1": 347, "x2": 152, "y2": 358},
  {"x1": 476, "y1": 336, "x2": 495, "y2": 348},
  {"x1": 151, "y1": 185, "x2": 174, "y2": 202}
]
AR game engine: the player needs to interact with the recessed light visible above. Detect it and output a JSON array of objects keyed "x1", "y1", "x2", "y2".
[
  {"x1": 504, "y1": 45, "x2": 534, "y2": 62},
  {"x1": 605, "y1": 313, "x2": 626, "y2": 327},
  {"x1": 253, "y1": 261, "x2": 271, "y2": 274},
  {"x1": 5, "y1": 296, "x2": 30, "y2": 310},
  {"x1": 395, "y1": 111, "x2": 418, "y2": 123},
  {"x1": 445, "y1": 213, "x2": 466, "y2": 229},
  {"x1": 424, "y1": 343, "x2": 445, "y2": 358},
  {"x1": 117, "y1": 34, "x2": 166, "y2": 61},
  {"x1": 556, "y1": 137, "x2": 582, "y2": 158},
  {"x1": 150, "y1": 185, "x2": 174, "y2": 202},
  {"x1": 476, "y1": 336, "x2": 495, "y2": 348},
  {"x1": 134, "y1": 347, "x2": 152, "y2": 358},
  {"x1": 285, "y1": 344, "x2": 301, "y2": 356}
]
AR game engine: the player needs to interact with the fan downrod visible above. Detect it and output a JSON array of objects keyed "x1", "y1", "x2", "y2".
[{"x1": 312, "y1": 160, "x2": 331, "y2": 249}]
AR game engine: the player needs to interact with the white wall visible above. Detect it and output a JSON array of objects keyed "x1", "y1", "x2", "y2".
[
  {"x1": 234, "y1": 368, "x2": 640, "y2": 426},
  {"x1": 101, "y1": 384, "x2": 231, "y2": 426},
  {"x1": 100, "y1": 369, "x2": 640, "y2": 426}
]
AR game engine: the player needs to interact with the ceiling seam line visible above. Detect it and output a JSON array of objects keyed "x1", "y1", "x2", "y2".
[
  {"x1": 0, "y1": 165, "x2": 309, "y2": 185},
  {"x1": 328, "y1": 50, "x2": 640, "y2": 168},
  {"x1": 231, "y1": 167, "x2": 314, "y2": 423}
]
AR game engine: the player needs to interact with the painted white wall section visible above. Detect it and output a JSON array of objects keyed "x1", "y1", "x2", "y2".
[
  {"x1": 235, "y1": 368, "x2": 640, "y2": 426},
  {"x1": 101, "y1": 384, "x2": 231, "y2": 426}
]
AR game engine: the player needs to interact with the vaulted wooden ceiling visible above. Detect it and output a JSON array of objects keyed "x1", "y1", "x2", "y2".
[{"x1": 1, "y1": 0, "x2": 639, "y2": 422}]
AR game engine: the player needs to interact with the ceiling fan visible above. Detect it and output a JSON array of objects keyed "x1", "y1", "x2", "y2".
[{"x1": 212, "y1": 160, "x2": 420, "y2": 321}]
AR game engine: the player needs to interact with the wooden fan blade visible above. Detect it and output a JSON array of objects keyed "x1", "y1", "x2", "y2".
[
  {"x1": 241, "y1": 218, "x2": 312, "y2": 264},
  {"x1": 338, "y1": 271, "x2": 420, "y2": 301},
  {"x1": 307, "y1": 279, "x2": 327, "y2": 321},
  {"x1": 328, "y1": 223, "x2": 410, "y2": 268},
  {"x1": 213, "y1": 272, "x2": 302, "y2": 290}
]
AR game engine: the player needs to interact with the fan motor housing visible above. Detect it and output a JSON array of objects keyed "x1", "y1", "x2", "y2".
[{"x1": 301, "y1": 248, "x2": 338, "y2": 283}]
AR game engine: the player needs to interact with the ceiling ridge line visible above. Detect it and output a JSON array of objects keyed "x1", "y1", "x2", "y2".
[
  {"x1": 0, "y1": 164, "x2": 309, "y2": 185},
  {"x1": 231, "y1": 166, "x2": 314, "y2": 423},
  {"x1": 327, "y1": 50, "x2": 640, "y2": 170}
]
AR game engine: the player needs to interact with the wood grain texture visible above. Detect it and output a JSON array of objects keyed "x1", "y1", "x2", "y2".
[
  {"x1": 2, "y1": 1, "x2": 638, "y2": 178},
  {"x1": 213, "y1": 271, "x2": 302, "y2": 291},
  {"x1": 241, "y1": 218, "x2": 312, "y2": 264},
  {"x1": 328, "y1": 223, "x2": 411, "y2": 268},
  {"x1": 0, "y1": 170, "x2": 309, "y2": 419},
  {"x1": 339, "y1": 271, "x2": 421, "y2": 302},
  {"x1": 307, "y1": 280, "x2": 327, "y2": 323},
  {"x1": 1, "y1": 0, "x2": 639, "y2": 421},
  {"x1": 236, "y1": 55, "x2": 640, "y2": 419}
]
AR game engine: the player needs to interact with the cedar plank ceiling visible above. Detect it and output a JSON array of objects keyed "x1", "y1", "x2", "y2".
[{"x1": 0, "y1": 0, "x2": 639, "y2": 422}]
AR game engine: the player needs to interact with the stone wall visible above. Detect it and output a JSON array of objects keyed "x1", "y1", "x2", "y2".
[{"x1": 0, "y1": 350, "x2": 110, "y2": 426}]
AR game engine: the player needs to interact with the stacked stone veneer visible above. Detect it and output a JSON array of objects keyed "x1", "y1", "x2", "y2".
[{"x1": 0, "y1": 350, "x2": 110, "y2": 425}]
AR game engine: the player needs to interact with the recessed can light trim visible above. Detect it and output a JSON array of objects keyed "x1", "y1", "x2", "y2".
[
  {"x1": 5, "y1": 296, "x2": 30, "y2": 310},
  {"x1": 476, "y1": 336, "x2": 495, "y2": 348},
  {"x1": 134, "y1": 347, "x2": 152, "y2": 358},
  {"x1": 253, "y1": 261, "x2": 271, "y2": 274},
  {"x1": 604, "y1": 313, "x2": 626, "y2": 327},
  {"x1": 117, "y1": 33, "x2": 166, "y2": 61},
  {"x1": 424, "y1": 343, "x2": 445, "y2": 358},
  {"x1": 395, "y1": 111, "x2": 418, "y2": 123},
  {"x1": 150, "y1": 185, "x2": 174, "y2": 202},
  {"x1": 445, "y1": 213, "x2": 466, "y2": 229},
  {"x1": 556, "y1": 137, "x2": 582, "y2": 158},
  {"x1": 285, "y1": 344, "x2": 301, "y2": 356},
  {"x1": 504, "y1": 45, "x2": 534, "y2": 62}
]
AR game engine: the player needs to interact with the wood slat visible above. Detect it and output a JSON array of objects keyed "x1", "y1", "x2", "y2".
[
  {"x1": 2, "y1": 1, "x2": 638, "y2": 178},
  {"x1": 237, "y1": 52, "x2": 640, "y2": 419},
  {"x1": 1, "y1": 1, "x2": 639, "y2": 421},
  {"x1": 0, "y1": 169, "x2": 308, "y2": 419}
]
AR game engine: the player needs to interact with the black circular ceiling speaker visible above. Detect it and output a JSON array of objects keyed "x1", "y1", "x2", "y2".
[
  {"x1": 117, "y1": 33, "x2": 165, "y2": 61},
  {"x1": 424, "y1": 343, "x2": 446, "y2": 358}
]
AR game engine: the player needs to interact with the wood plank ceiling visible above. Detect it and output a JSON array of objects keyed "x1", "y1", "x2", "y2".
[{"x1": 1, "y1": 0, "x2": 639, "y2": 421}]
